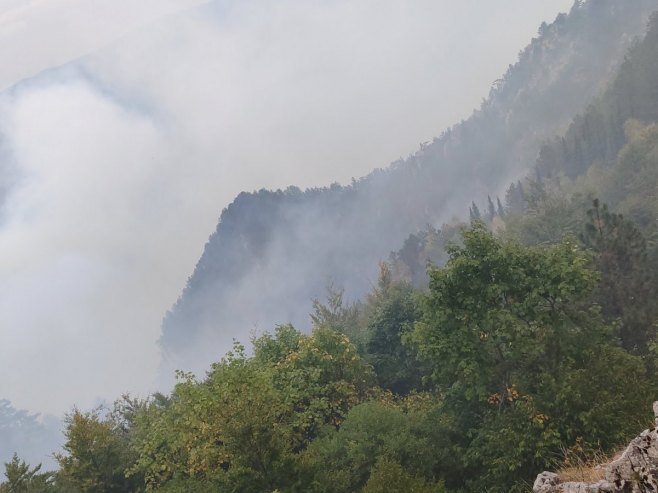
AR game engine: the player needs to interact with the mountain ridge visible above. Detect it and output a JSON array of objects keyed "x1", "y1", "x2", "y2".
[{"x1": 160, "y1": 0, "x2": 658, "y2": 377}]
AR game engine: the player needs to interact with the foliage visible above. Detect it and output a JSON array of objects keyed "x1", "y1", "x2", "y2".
[
  {"x1": 300, "y1": 399, "x2": 452, "y2": 493},
  {"x1": 414, "y1": 224, "x2": 597, "y2": 403},
  {"x1": 360, "y1": 458, "x2": 444, "y2": 493},
  {"x1": 0, "y1": 455, "x2": 56, "y2": 493},
  {"x1": 255, "y1": 325, "x2": 376, "y2": 444},
  {"x1": 310, "y1": 286, "x2": 367, "y2": 351},
  {"x1": 129, "y1": 349, "x2": 294, "y2": 491},
  {"x1": 364, "y1": 281, "x2": 426, "y2": 395},
  {"x1": 580, "y1": 199, "x2": 658, "y2": 352},
  {"x1": 54, "y1": 407, "x2": 141, "y2": 493},
  {"x1": 413, "y1": 224, "x2": 652, "y2": 490},
  {"x1": 14, "y1": 220, "x2": 658, "y2": 492},
  {"x1": 129, "y1": 326, "x2": 375, "y2": 491}
]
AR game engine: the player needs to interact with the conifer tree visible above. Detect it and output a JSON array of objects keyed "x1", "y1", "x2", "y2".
[
  {"x1": 487, "y1": 196, "x2": 496, "y2": 221},
  {"x1": 469, "y1": 202, "x2": 481, "y2": 222}
]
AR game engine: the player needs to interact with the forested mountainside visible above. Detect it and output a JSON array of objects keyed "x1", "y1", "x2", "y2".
[
  {"x1": 391, "y1": 7, "x2": 658, "y2": 286},
  {"x1": 12, "y1": 127, "x2": 658, "y2": 490},
  {"x1": 10, "y1": 4, "x2": 658, "y2": 493},
  {"x1": 160, "y1": 0, "x2": 658, "y2": 376}
]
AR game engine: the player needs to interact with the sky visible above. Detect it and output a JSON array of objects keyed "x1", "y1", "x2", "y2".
[{"x1": 0, "y1": 0, "x2": 573, "y2": 417}]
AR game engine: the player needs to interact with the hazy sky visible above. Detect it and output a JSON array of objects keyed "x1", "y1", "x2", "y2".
[{"x1": 0, "y1": 0, "x2": 573, "y2": 416}]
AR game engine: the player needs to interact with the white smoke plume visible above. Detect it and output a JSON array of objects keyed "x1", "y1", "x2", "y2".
[{"x1": 0, "y1": 0, "x2": 571, "y2": 422}]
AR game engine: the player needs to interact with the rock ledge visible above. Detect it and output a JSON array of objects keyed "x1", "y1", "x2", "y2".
[{"x1": 533, "y1": 402, "x2": 658, "y2": 493}]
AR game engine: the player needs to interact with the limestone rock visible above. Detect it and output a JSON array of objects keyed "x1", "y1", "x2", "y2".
[
  {"x1": 533, "y1": 401, "x2": 658, "y2": 493},
  {"x1": 533, "y1": 477, "x2": 622, "y2": 492},
  {"x1": 605, "y1": 427, "x2": 658, "y2": 491},
  {"x1": 534, "y1": 472, "x2": 560, "y2": 492}
]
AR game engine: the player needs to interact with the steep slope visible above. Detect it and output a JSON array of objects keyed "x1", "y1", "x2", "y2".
[
  {"x1": 160, "y1": 0, "x2": 658, "y2": 376},
  {"x1": 499, "y1": 11, "x2": 658, "y2": 248},
  {"x1": 392, "y1": 10, "x2": 658, "y2": 284}
]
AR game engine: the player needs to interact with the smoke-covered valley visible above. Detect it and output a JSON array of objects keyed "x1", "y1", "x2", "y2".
[{"x1": 4, "y1": 0, "x2": 646, "y2": 469}]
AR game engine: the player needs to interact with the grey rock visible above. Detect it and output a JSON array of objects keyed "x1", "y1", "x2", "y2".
[
  {"x1": 605, "y1": 427, "x2": 658, "y2": 490},
  {"x1": 533, "y1": 401, "x2": 658, "y2": 493},
  {"x1": 534, "y1": 471, "x2": 560, "y2": 492}
]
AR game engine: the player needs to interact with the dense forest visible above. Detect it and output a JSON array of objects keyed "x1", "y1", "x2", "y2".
[
  {"x1": 8, "y1": 1, "x2": 658, "y2": 492},
  {"x1": 6, "y1": 218, "x2": 658, "y2": 491}
]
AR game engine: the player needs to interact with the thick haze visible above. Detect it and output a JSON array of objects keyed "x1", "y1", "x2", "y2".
[{"x1": 0, "y1": 0, "x2": 572, "y2": 417}]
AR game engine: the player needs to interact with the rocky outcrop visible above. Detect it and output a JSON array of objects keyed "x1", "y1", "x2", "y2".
[{"x1": 533, "y1": 402, "x2": 658, "y2": 493}]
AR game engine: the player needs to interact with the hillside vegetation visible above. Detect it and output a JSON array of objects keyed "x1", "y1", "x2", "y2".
[
  {"x1": 8, "y1": 2, "x2": 658, "y2": 492},
  {"x1": 7, "y1": 217, "x2": 658, "y2": 491}
]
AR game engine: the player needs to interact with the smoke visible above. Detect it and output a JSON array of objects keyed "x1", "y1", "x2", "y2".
[
  {"x1": 0, "y1": 0, "x2": 207, "y2": 91},
  {"x1": 0, "y1": 77, "x2": 172, "y2": 413},
  {"x1": 0, "y1": 0, "x2": 572, "y2": 423}
]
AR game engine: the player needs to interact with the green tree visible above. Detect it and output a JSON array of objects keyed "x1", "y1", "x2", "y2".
[
  {"x1": 580, "y1": 199, "x2": 658, "y2": 352},
  {"x1": 487, "y1": 196, "x2": 496, "y2": 221},
  {"x1": 255, "y1": 325, "x2": 376, "y2": 446},
  {"x1": 365, "y1": 282, "x2": 426, "y2": 395},
  {"x1": 311, "y1": 285, "x2": 366, "y2": 350},
  {"x1": 361, "y1": 458, "x2": 444, "y2": 493},
  {"x1": 496, "y1": 197, "x2": 505, "y2": 218},
  {"x1": 130, "y1": 347, "x2": 293, "y2": 492},
  {"x1": 505, "y1": 181, "x2": 525, "y2": 215},
  {"x1": 414, "y1": 224, "x2": 597, "y2": 404},
  {"x1": 131, "y1": 326, "x2": 375, "y2": 491},
  {"x1": 55, "y1": 408, "x2": 140, "y2": 493},
  {"x1": 0, "y1": 455, "x2": 55, "y2": 493},
  {"x1": 412, "y1": 224, "x2": 651, "y2": 490},
  {"x1": 301, "y1": 399, "x2": 452, "y2": 493},
  {"x1": 469, "y1": 202, "x2": 481, "y2": 222}
]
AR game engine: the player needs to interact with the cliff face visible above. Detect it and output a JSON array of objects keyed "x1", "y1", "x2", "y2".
[
  {"x1": 534, "y1": 403, "x2": 658, "y2": 493},
  {"x1": 159, "y1": 0, "x2": 658, "y2": 377}
]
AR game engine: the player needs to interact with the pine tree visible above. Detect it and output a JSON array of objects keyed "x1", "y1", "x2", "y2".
[
  {"x1": 496, "y1": 197, "x2": 505, "y2": 218},
  {"x1": 487, "y1": 196, "x2": 496, "y2": 221},
  {"x1": 580, "y1": 199, "x2": 657, "y2": 352},
  {"x1": 469, "y1": 202, "x2": 482, "y2": 222}
]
